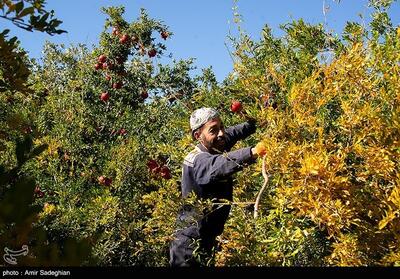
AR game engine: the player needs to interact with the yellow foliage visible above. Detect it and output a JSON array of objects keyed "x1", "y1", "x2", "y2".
[
  {"x1": 226, "y1": 29, "x2": 400, "y2": 266},
  {"x1": 300, "y1": 150, "x2": 328, "y2": 176},
  {"x1": 327, "y1": 234, "x2": 365, "y2": 266},
  {"x1": 39, "y1": 203, "x2": 57, "y2": 219}
]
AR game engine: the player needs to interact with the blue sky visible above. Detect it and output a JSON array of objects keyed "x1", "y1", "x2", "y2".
[{"x1": 2, "y1": 0, "x2": 400, "y2": 82}]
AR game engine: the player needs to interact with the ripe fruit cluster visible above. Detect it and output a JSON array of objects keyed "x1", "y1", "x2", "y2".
[
  {"x1": 147, "y1": 159, "x2": 172, "y2": 180},
  {"x1": 94, "y1": 25, "x2": 168, "y2": 103},
  {"x1": 110, "y1": 26, "x2": 163, "y2": 59},
  {"x1": 94, "y1": 54, "x2": 112, "y2": 72},
  {"x1": 95, "y1": 52, "x2": 126, "y2": 102}
]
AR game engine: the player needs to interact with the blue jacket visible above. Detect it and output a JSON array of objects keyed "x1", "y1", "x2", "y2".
[{"x1": 178, "y1": 120, "x2": 257, "y2": 241}]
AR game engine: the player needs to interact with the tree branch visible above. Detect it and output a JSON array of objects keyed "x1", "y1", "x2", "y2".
[{"x1": 254, "y1": 154, "x2": 268, "y2": 219}]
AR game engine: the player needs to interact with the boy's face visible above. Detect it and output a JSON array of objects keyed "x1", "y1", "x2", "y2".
[{"x1": 195, "y1": 117, "x2": 226, "y2": 152}]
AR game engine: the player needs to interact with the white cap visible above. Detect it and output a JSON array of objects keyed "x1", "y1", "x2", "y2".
[{"x1": 190, "y1": 107, "x2": 219, "y2": 132}]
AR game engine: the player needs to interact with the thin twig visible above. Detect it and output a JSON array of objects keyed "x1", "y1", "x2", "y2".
[{"x1": 254, "y1": 154, "x2": 268, "y2": 219}]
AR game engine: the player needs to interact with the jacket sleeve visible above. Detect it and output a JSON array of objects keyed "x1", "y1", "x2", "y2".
[
  {"x1": 194, "y1": 147, "x2": 255, "y2": 185},
  {"x1": 225, "y1": 120, "x2": 256, "y2": 150}
]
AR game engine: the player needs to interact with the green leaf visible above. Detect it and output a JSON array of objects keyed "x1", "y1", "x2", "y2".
[
  {"x1": 39, "y1": 12, "x2": 49, "y2": 24},
  {"x1": 29, "y1": 14, "x2": 39, "y2": 25},
  {"x1": 8, "y1": 36, "x2": 18, "y2": 45},
  {"x1": 15, "y1": 1, "x2": 24, "y2": 14},
  {"x1": 17, "y1": 6, "x2": 35, "y2": 18},
  {"x1": 55, "y1": 29, "x2": 67, "y2": 34},
  {"x1": 50, "y1": 19, "x2": 63, "y2": 27},
  {"x1": 1, "y1": 29, "x2": 10, "y2": 36}
]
